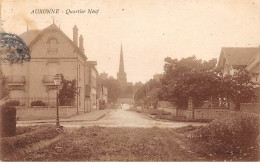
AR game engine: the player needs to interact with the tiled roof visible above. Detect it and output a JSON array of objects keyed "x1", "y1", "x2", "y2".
[{"x1": 222, "y1": 47, "x2": 260, "y2": 66}]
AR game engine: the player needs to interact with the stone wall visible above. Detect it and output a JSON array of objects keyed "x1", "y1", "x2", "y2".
[{"x1": 16, "y1": 106, "x2": 77, "y2": 121}]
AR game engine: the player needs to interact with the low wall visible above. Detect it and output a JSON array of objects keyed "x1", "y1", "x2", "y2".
[
  {"x1": 158, "y1": 101, "x2": 175, "y2": 108},
  {"x1": 178, "y1": 109, "x2": 193, "y2": 119},
  {"x1": 16, "y1": 106, "x2": 77, "y2": 121},
  {"x1": 194, "y1": 109, "x2": 231, "y2": 119},
  {"x1": 158, "y1": 107, "x2": 177, "y2": 115},
  {"x1": 240, "y1": 103, "x2": 260, "y2": 114},
  {"x1": 178, "y1": 108, "x2": 234, "y2": 120},
  {"x1": 136, "y1": 106, "x2": 142, "y2": 112}
]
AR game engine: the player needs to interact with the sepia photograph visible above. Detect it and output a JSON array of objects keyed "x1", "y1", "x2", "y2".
[{"x1": 0, "y1": 0, "x2": 260, "y2": 164}]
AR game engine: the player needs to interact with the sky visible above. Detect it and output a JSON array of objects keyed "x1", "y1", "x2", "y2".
[{"x1": 1, "y1": 0, "x2": 260, "y2": 83}]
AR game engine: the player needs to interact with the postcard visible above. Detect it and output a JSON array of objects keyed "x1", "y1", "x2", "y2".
[{"x1": 0, "y1": 0, "x2": 259, "y2": 163}]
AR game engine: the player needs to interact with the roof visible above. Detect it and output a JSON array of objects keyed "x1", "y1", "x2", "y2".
[
  {"x1": 19, "y1": 24, "x2": 87, "y2": 60},
  {"x1": 219, "y1": 47, "x2": 260, "y2": 67},
  {"x1": 19, "y1": 30, "x2": 40, "y2": 45}
]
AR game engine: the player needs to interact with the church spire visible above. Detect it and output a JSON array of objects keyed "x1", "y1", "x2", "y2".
[
  {"x1": 117, "y1": 43, "x2": 127, "y2": 85},
  {"x1": 119, "y1": 43, "x2": 125, "y2": 73}
]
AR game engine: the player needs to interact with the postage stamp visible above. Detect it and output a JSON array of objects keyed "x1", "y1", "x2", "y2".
[{"x1": 0, "y1": 32, "x2": 30, "y2": 63}]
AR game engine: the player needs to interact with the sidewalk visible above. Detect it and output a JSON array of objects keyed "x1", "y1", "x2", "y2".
[{"x1": 17, "y1": 109, "x2": 111, "y2": 124}]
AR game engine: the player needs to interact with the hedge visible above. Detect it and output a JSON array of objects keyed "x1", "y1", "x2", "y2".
[{"x1": 190, "y1": 113, "x2": 260, "y2": 155}]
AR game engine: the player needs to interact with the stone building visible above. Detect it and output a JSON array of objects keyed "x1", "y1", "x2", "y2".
[{"x1": 0, "y1": 23, "x2": 98, "y2": 114}]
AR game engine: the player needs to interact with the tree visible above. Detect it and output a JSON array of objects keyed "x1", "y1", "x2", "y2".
[
  {"x1": 101, "y1": 76, "x2": 121, "y2": 103},
  {"x1": 159, "y1": 55, "x2": 257, "y2": 110},
  {"x1": 58, "y1": 75, "x2": 77, "y2": 106},
  {"x1": 220, "y1": 69, "x2": 256, "y2": 109},
  {"x1": 159, "y1": 56, "x2": 217, "y2": 108},
  {"x1": 134, "y1": 78, "x2": 161, "y2": 107}
]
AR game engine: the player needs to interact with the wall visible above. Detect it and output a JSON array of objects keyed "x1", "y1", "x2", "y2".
[
  {"x1": 16, "y1": 106, "x2": 77, "y2": 121},
  {"x1": 136, "y1": 106, "x2": 142, "y2": 112},
  {"x1": 178, "y1": 109, "x2": 193, "y2": 119},
  {"x1": 240, "y1": 103, "x2": 260, "y2": 114},
  {"x1": 158, "y1": 107, "x2": 177, "y2": 115},
  {"x1": 194, "y1": 109, "x2": 232, "y2": 119},
  {"x1": 178, "y1": 108, "x2": 239, "y2": 120}
]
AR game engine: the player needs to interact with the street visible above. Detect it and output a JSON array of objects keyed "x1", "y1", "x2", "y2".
[
  {"x1": 17, "y1": 108, "x2": 206, "y2": 128},
  {"x1": 77, "y1": 109, "x2": 205, "y2": 128}
]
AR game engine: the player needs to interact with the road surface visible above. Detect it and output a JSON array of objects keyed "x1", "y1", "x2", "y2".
[{"x1": 59, "y1": 109, "x2": 206, "y2": 128}]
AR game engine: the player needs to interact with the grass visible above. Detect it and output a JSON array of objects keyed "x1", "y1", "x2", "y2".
[
  {"x1": 2, "y1": 125, "x2": 259, "y2": 161},
  {"x1": 17, "y1": 126, "x2": 204, "y2": 161},
  {"x1": 0, "y1": 125, "x2": 60, "y2": 161}
]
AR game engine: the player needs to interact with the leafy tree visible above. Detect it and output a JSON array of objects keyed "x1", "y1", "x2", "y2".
[
  {"x1": 220, "y1": 69, "x2": 256, "y2": 109},
  {"x1": 159, "y1": 56, "x2": 257, "y2": 110},
  {"x1": 134, "y1": 78, "x2": 161, "y2": 107},
  {"x1": 134, "y1": 83, "x2": 146, "y2": 102},
  {"x1": 101, "y1": 76, "x2": 121, "y2": 103},
  {"x1": 58, "y1": 75, "x2": 77, "y2": 106},
  {"x1": 159, "y1": 56, "x2": 217, "y2": 108}
]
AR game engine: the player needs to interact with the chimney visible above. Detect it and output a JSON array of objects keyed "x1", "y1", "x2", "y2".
[
  {"x1": 73, "y1": 25, "x2": 78, "y2": 47},
  {"x1": 79, "y1": 35, "x2": 84, "y2": 53}
]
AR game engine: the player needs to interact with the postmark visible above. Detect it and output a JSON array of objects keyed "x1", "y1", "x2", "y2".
[{"x1": 0, "y1": 32, "x2": 31, "y2": 63}]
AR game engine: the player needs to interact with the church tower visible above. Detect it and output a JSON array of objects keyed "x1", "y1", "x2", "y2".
[{"x1": 117, "y1": 43, "x2": 127, "y2": 85}]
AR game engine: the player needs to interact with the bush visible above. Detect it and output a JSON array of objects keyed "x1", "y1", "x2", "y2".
[
  {"x1": 31, "y1": 100, "x2": 46, "y2": 106},
  {"x1": 191, "y1": 113, "x2": 260, "y2": 155},
  {"x1": 5, "y1": 100, "x2": 20, "y2": 107},
  {"x1": 0, "y1": 105, "x2": 16, "y2": 137}
]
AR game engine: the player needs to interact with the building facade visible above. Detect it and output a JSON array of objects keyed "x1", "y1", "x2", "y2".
[
  {"x1": 85, "y1": 61, "x2": 98, "y2": 112},
  {"x1": 0, "y1": 23, "x2": 98, "y2": 114}
]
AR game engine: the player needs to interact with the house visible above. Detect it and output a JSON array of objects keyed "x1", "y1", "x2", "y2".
[
  {"x1": 85, "y1": 61, "x2": 98, "y2": 112},
  {"x1": 0, "y1": 23, "x2": 98, "y2": 116},
  {"x1": 217, "y1": 47, "x2": 260, "y2": 103},
  {"x1": 217, "y1": 47, "x2": 260, "y2": 83}
]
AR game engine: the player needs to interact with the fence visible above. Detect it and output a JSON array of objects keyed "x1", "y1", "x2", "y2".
[{"x1": 7, "y1": 97, "x2": 76, "y2": 107}]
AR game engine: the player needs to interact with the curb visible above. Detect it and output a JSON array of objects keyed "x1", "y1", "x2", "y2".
[
  {"x1": 138, "y1": 111, "x2": 168, "y2": 122},
  {"x1": 17, "y1": 110, "x2": 111, "y2": 124},
  {"x1": 94, "y1": 110, "x2": 111, "y2": 121}
]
